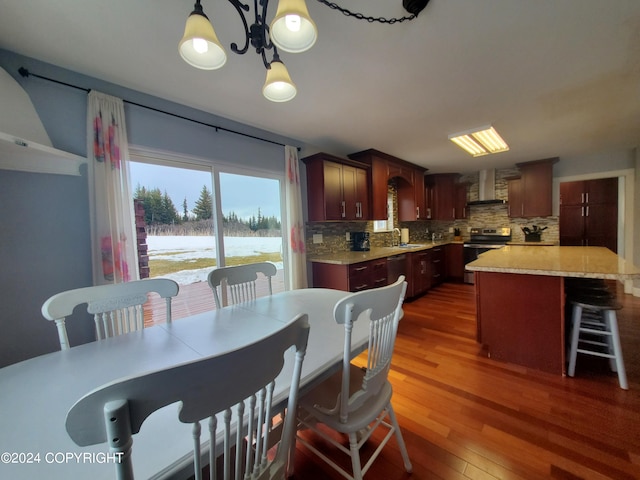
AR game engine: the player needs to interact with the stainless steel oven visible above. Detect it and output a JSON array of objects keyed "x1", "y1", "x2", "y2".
[{"x1": 463, "y1": 227, "x2": 511, "y2": 284}]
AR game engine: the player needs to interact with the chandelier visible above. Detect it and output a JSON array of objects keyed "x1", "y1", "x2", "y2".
[{"x1": 179, "y1": 0, "x2": 430, "y2": 102}]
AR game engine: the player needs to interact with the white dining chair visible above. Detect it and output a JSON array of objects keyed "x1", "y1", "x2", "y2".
[
  {"x1": 294, "y1": 276, "x2": 412, "y2": 480},
  {"x1": 207, "y1": 262, "x2": 277, "y2": 308},
  {"x1": 41, "y1": 278, "x2": 179, "y2": 350},
  {"x1": 65, "y1": 313, "x2": 310, "y2": 480}
]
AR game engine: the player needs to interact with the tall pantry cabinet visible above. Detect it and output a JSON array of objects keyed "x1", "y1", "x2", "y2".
[{"x1": 559, "y1": 177, "x2": 618, "y2": 252}]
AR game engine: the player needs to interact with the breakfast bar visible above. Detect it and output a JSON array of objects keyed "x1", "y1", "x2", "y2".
[{"x1": 466, "y1": 246, "x2": 640, "y2": 375}]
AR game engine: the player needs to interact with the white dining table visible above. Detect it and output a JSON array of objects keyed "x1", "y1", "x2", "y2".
[{"x1": 0, "y1": 288, "x2": 369, "y2": 480}]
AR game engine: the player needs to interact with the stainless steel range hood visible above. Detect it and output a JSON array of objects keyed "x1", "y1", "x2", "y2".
[{"x1": 467, "y1": 168, "x2": 506, "y2": 206}]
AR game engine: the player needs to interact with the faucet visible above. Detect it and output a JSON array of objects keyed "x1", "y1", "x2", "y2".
[
  {"x1": 432, "y1": 232, "x2": 436, "y2": 243},
  {"x1": 393, "y1": 228, "x2": 401, "y2": 247}
]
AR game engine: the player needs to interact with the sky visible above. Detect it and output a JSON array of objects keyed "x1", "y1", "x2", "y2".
[{"x1": 129, "y1": 162, "x2": 281, "y2": 220}]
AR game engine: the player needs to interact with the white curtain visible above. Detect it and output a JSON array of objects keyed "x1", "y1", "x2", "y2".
[
  {"x1": 284, "y1": 145, "x2": 308, "y2": 289},
  {"x1": 87, "y1": 91, "x2": 138, "y2": 285}
]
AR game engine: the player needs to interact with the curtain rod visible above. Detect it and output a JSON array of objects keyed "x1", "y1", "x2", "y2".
[{"x1": 18, "y1": 67, "x2": 300, "y2": 151}]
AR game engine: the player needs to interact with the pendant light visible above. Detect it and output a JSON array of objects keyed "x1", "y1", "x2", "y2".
[
  {"x1": 270, "y1": 0, "x2": 318, "y2": 53},
  {"x1": 263, "y1": 56, "x2": 297, "y2": 102},
  {"x1": 178, "y1": 1, "x2": 227, "y2": 70}
]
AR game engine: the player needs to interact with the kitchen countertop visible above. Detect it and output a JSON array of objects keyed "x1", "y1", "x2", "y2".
[
  {"x1": 307, "y1": 241, "x2": 459, "y2": 265},
  {"x1": 507, "y1": 241, "x2": 557, "y2": 246},
  {"x1": 466, "y1": 245, "x2": 640, "y2": 280}
]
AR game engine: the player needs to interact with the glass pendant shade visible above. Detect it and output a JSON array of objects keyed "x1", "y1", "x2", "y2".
[
  {"x1": 263, "y1": 61, "x2": 297, "y2": 102},
  {"x1": 270, "y1": 0, "x2": 317, "y2": 53},
  {"x1": 179, "y1": 11, "x2": 227, "y2": 70}
]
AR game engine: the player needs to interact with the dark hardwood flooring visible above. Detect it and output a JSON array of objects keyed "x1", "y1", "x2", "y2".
[{"x1": 292, "y1": 281, "x2": 640, "y2": 479}]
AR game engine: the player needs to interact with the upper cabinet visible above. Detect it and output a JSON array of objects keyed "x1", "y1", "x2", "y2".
[
  {"x1": 302, "y1": 152, "x2": 370, "y2": 221},
  {"x1": 507, "y1": 158, "x2": 558, "y2": 218},
  {"x1": 348, "y1": 149, "x2": 427, "y2": 221},
  {"x1": 424, "y1": 173, "x2": 467, "y2": 220}
]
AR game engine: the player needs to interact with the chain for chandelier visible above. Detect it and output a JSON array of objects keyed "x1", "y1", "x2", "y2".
[{"x1": 315, "y1": 0, "x2": 429, "y2": 24}]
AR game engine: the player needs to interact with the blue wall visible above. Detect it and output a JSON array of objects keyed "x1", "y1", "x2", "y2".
[{"x1": 0, "y1": 49, "x2": 307, "y2": 366}]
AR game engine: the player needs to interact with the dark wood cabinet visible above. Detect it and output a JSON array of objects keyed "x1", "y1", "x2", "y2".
[
  {"x1": 303, "y1": 153, "x2": 369, "y2": 221},
  {"x1": 409, "y1": 250, "x2": 431, "y2": 298},
  {"x1": 445, "y1": 243, "x2": 464, "y2": 281},
  {"x1": 506, "y1": 177, "x2": 523, "y2": 218},
  {"x1": 424, "y1": 173, "x2": 461, "y2": 221},
  {"x1": 430, "y1": 246, "x2": 445, "y2": 286},
  {"x1": 508, "y1": 158, "x2": 558, "y2": 218},
  {"x1": 559, "y1": 177, "x2": 618, "y2": 252},
  {"x1": 311, "y1": 258, "x2": 387, "y2": 292},
  {"x1": 454, "y1": 183, "x2": 468, "y2": 219},
  {"x1": 347, "y1": 149, "x2": 427, "y2": 221}
]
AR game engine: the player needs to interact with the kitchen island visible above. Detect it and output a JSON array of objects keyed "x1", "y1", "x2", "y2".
[{"x1": 466, "y1": 246, "x2": 640, "y2": 375}]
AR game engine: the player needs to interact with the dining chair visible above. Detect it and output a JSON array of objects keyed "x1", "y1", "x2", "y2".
[
  {"x1": 294, "y1": 276, "x2": 412, "y2": 480},
  {"x1": 65, "y1": 313, "x2": 310, "y2": 480},
  {"x1": 41, "y1": 278, "x2": 179, "y2": 350},
  {"x1": 207, "y1": 262, "x2": 277, "y2": 308}
]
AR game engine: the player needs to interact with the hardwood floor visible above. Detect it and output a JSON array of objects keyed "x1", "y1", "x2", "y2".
[{"x1": 292, "y1": 282, "x2": 640, "y2": 480}]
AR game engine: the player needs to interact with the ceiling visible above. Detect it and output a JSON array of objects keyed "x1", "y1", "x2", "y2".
[{"x1": 0, "y1": 0, "x2": 639, "y2": 173}]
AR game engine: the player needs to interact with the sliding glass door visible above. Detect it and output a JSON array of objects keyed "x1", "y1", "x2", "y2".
[{"x1": 129, "y1": 152, "x2": 286, "y2": 323}]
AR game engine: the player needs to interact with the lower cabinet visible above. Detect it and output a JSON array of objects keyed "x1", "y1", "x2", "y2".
[
  {"x1": 445, "y1": 243, "x2": 464, "y2": 281},
  {"x1": 430, "y1": 246, "x2": 445, "y2": 287},
  {"x1": 312, "y1": 243, "x2": 463, "y2": 296},
  {"x1": 311, "y1": 258, "x2": 388, "y2": 292},
  {"x1": 409, "y1": 250, "x2": 431, "y2": 298}
]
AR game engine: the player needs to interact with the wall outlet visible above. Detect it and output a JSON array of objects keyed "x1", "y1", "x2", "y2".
[
  {"x1": 345, "y1": 232, "x2": 350, "y2": 241},
  {"x1": 449, "y1": 227, "x2": 454, "y2": 233},
  {"x1": 312, "y1": 233, "x2": 323, "y2": 244}
]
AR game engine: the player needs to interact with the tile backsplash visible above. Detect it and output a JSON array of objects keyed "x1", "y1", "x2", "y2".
[{"x1": 305, "y1": 168, "x2": 559, "y2": 255}]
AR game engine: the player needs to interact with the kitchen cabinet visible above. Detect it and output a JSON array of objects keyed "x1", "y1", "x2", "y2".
[
  {"x1": 303, "y1": 153, "x2": 369, "y2": 221},
  {"x1": 559, "y1": 177, "x2": 618, "y2": 252},
  {"x1": 445, "y1": 243, "x2": 464, "y2": 281},
  {"x1": 409, "y1": 250, "x2": 431, "y2": 298},
  {"x1": 430, "y1": 246, "x2": 445, "y2": 286},
  {"x1": 424, "y1": 173, "x2": 463, "y2": 220},
  {"x1": 508, "y1": 158, "x2": 558, "y2": 218},
  {"x1": 347, "y1": 149, "x2": 427, "y2": 221},
  {"x1": 311, "y1": 258, "x2": 387, "y2": 292},
  {"x1": 454, "y1": 183, "x2": 468, "y2": 219}
]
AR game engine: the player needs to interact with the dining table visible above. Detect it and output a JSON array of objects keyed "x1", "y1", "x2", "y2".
[{"x1": 0, "y1": 288, "x2": 370, "y2": 479}]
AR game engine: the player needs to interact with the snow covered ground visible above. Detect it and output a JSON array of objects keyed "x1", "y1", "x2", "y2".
[{"x1": 147, "y1": 235, "x2": 283, "y2": 285}]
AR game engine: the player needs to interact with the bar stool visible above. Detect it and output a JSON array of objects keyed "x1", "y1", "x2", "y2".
[{"x1": 567, "y1": 296, "x2": 627, "y2": 390}]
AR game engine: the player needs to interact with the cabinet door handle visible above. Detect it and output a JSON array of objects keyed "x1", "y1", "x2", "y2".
[
  {"x1": 354, "y1": 266, "x2": 367, "y2": 272},
  {"x1": 416, "y1": 207, "x2": 420, "y2": 218},
  {"x1": 585, "y1": 206, "x2": 589, "y2": 217},
  {"x1": 463, "y1": 207, "x2": 466, "y2": 218},
  {"x1": 452, "y1": 207, "x2": 455, "y2": 218},
  {"x1": 427, "y1": 208, "x2": 431, "y2": 219},
  {"x1": 581, "y1": 192, "x2": 585, "y2": 203},
  {"x1": 585, "y1": 192, "x2": 589, "y2": 203},
  {"x1": 581, "y1": 206, "x2": 585, "y2": 217},
  {"x1": 341, "y1": 201, "x2": 346, "y2": 218}
]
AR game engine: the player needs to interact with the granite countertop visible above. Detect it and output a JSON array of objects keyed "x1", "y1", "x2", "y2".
[
  {"x1": 466, "y1": 245, "x2": 640, "y2": 280},
  {"x1": 307, "y1": 241, "x2": 459, "y2": 265},
  {"x1": 507, "y1": 241, "x2": 557, "y2": 246}
]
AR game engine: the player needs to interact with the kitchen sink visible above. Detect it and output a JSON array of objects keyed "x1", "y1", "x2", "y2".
[{"x1": 398, "y1": 243, "x2": 427, "y2": 248}]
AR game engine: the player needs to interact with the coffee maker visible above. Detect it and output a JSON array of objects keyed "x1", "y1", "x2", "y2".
[{"x1": 351, "y1": 232, "x2": 370, "y2": 251}]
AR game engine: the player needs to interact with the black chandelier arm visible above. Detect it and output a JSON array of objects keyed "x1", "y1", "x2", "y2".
[
  {"x1": 228, "y1": 0, "x2": 252, "y2": 55},
  {"x1": 315, "y1": 0, "x2": 429, "y2": 23}
]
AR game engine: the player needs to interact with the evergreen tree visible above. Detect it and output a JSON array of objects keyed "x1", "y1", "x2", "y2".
[
  {"x1": 193, "y1": 185, "x2": 213, "y2": 220},
  {"x1": 182, "y1": 197, "x2": 189, "y2": 222}
]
